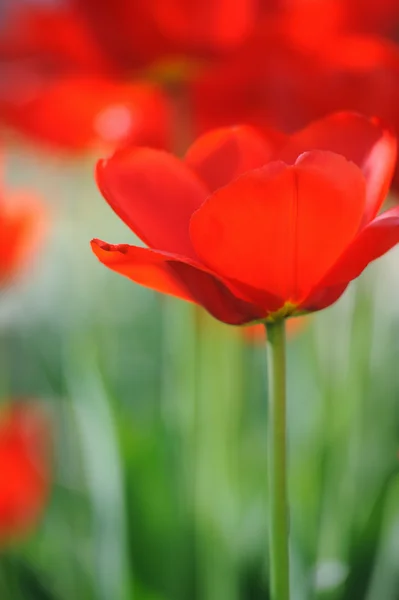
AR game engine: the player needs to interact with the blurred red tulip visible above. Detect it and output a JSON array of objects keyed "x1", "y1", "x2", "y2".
[
  {"x1": 262, "y1": 0, "x2": 399, "y2": 39},
  {"x1": 342, "y1": 0, "x2": 399, "y2": 37},
  {"x1": 0, "y1": 174, "x2": 46, "y2": 286},
  {"x1": 74, "y1": 0, "x2": 257, "y2": 68},
  {"x1": 0, "y1": 402, "x2": 52, "y2": 547},
  {"x1": 0, "y1": 77, "x2": 173, "y2": 153},
  {"x1": 0, "y1": 2, "x2": 110, "y2": 74},
  {"x1": 0, "y1": 1, "x2": 173, "y2": 152},
  {"x1": 91, "y1": 113, "x2": 398, "y2": 325}
]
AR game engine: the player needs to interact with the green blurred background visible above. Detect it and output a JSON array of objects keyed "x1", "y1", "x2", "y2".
[{"x1": 1, "y1": 145, "x2": 399, "y2": 600}]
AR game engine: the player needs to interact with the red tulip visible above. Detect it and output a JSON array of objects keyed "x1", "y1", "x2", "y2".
[
  {"x1": 91, "y1": 113, "x2": 398, "y2": 325},
  {"x1": 0, "y1": 403, "x2": 52, "y2": 547},
  {"x1": 0, "y1": 172, "x2": 46, "y2": 286}
]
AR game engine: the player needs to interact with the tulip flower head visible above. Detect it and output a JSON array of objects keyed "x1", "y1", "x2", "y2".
[
  {"x1": 91, "y1": 112, "x2": 398, "y2": 326},
  {"x1": 0, "y1": 402, "x2": 52, "y2": 547}
]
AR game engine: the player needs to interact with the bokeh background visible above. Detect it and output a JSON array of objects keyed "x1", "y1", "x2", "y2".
[{"x1": 1, "y1": 1, "x2": 399, "y2": 599}]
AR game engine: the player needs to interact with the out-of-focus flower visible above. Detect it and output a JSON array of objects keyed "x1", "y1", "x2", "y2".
[
  {"x1": 339, "y1": 0, "x2": 399, "y2": 37},
  {"x1": 73, "y1": 0, "x2": 258, "y2": 68},
  {"x1": 0, "y1": 77, "x2": 172, "y2": 153},
  {"x1": 190, "y1": 26, "x2": 399, "y2": 133},
  {"x1": 0, "y1": 1, "x2": 173, "y2": 152},
  {"x1": 258, "y1": 0, "x2": 399, "y2": 40},
  {"x1": 0, "y1": 169, "x2": 46, "y2": 286},
  {"x1": 91, "y1": 113, "x2": 398, "y2": 325},
  {"x1": 0, "y1": 2, "x2": 110, "y2": 74},
  {"x1": 0, "y1": 402, "x2": 52, "y2": 547}
]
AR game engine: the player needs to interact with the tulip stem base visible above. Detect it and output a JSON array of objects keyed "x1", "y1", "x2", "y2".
[{"x1": 265, "y1": 320, "x2": 290, "y2": 600}]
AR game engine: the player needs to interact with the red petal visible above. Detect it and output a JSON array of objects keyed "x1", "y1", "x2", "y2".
[
  {"x1": 316, "y1": 205, "x2": 399, "y2": 289},
  {"x1": 91, "y1": 239, "x2": 264, "y2": 325},
  {"x1": 185, "y1": 125, "x2": 280, "y2": 192},
  {"x1": 300, "y1": 282, "x2": 350, "y2": 313},
  {"x1": 190, "y1": 151, "x2": 366, "y2": 303},
  {"x1": 278, "y1": 112, "x2": 397, "y2": 224},
  {"x1": 96, "y1": 147, "x2": 208, "y2": 257},
  {"x1": 91, "y1": 239, "x2": 191, "y2": 300}
]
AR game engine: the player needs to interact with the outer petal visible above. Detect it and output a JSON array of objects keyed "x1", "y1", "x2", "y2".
[
  {"x1": 91, "y1": 240, "x2": 191, "y2": 300},
  {"x1": 278, "y1": 112, "x2": 397, "y2": 224},
  {"x1": 190, "y1": 152, "x2": 366, "y2": 303},
  {"x1": 315, "y1": 205, "x2": 399, "y2": 289},
  {"x1": 96, "y1": 147, "x2": 209, "y2": 258},
  {"x1": 91, "y1": 239, "x2": 265, "y2": 325},
  {"x1": 299, "y1": 282, "x2": 350, "y2": 313},
  {"x1": 184, "y1": 125, "x2": 283, "y2": 192}
]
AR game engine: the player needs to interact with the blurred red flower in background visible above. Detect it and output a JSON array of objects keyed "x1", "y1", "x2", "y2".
[
  {"x1": 0, "y1": 1, "x2": 174, "y2": 152},
  {"x1": 2, "y1": 0, "x2": 399, "y2": 162},
  {"x1": 75, "y1": 0, "x2": 258, "y2": 69},
  {"x1": 0, "y1": 76, "x2": 172, "y2": 154},
  {"x1": 0, "y1": 0, "x2": 258, "y2": 153},
  {"x1": 91, "y1": 112, "x2": 399, "y2": 325},
  {"x1": 261, "y1": 0, "x2": 399, "y2": 39},
  {"x1": 0, "y1": 402, "x2": 52, "y2": 547},
  {"x1": 0, "y1": 167, "x2": 46, "y2": 287}
]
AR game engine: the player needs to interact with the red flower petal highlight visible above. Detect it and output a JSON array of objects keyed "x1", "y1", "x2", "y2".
[
  {"x1": 190, "y1": 152, "x2": 366, "y2": 303},
  {"x1": 0, "y1": 403, "x2": 52, "y2": 547},
  {"x1": 91, "y1": 239, "x2": 264, "y2": 324},
  {"x1": 0, "y1": 78, "x2": 173, "y2": 153},
  {"x1": 96, "y1": 148, "x2": 208, "y2": 257},
  {"x1": 278, "y1": 112, "x2": 397, "y2": 224},
  {"x1": 185, "y1": 125, "x2": 284, "y2": 192}
]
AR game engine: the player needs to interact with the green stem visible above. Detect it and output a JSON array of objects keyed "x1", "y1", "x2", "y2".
[{"x1": 265, "y1": 320, "x2": 290, "y2": 600}]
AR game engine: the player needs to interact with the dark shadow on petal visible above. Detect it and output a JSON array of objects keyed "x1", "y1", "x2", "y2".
[{"x1": 168, "y1": 260, "x2": 265, "y2": 325}]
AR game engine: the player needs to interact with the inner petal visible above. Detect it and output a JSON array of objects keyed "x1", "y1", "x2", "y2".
[{"x1": 189, "y1": 153, "x2": 366, "y2": 304}]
